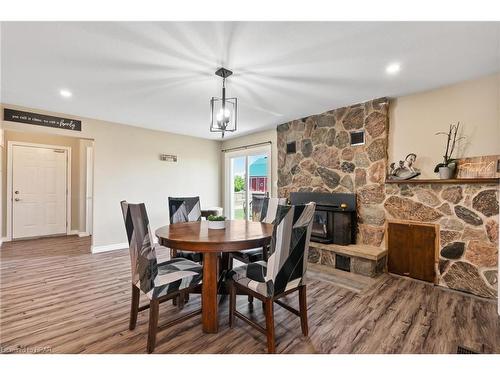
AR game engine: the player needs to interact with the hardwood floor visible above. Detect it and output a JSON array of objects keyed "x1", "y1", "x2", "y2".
[{"x1": 1, "y1": 235, "x2": 499, "y2": 354}]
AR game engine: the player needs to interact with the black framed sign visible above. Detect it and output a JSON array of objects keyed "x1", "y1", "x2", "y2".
[{"x1": 3, "y1": 108, "x2": 82, "y2": 132}]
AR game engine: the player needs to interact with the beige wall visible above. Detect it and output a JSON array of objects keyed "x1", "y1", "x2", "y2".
[
  {"x1": 1, "y1": 103, "x2": 222, "y2": 248},
  {"x1": 389, "y1": 73, "x2": 500, "y2": 178},
  {"x1": 221, "y1": 129, "x2": 278, "y2": 211},
  {"x1": 2, "y1": 129, "x2": 91, "y2": 233}
]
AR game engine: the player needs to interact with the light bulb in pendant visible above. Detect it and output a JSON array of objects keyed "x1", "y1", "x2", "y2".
[{"x1": 216, "y1": 108, "x2": 231, "y2": 125}]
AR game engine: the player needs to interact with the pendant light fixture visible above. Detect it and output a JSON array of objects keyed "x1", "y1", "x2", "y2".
[{"x1": 210, "y1": 67, "x2": 237, "y2": 138}]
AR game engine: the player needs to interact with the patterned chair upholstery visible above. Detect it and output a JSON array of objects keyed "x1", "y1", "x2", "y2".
[
  {"x1": 251, "y1": 196, "x2": 286, "y2": 223},
  {"x1": 168, "y1": 197, "x2": 203, "y2": 262},
  {"x1": 121, "y1": 200, "x2": 203, "y2": 353},
  {"x1": 121, "y1": 201, "x2": 202, "y2": 299},
  {"x1": 228, "y1": 202, "x2": 315, "y2": 353},
  {"x1": 232, "y1": 197, "x2": 287, "y2": 264},
  {"x1": 229, "y1": 202, "x2": 315, "y2": 297}
]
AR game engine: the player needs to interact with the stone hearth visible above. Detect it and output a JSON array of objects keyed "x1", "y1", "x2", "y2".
[{"x1": 308, "y1": 242, "x2": 387, "y2": 277}]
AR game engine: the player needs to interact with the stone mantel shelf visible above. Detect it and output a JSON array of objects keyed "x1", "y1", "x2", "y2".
[{"x1": 385, "y1": 178, "x2": 499, "y2": 184}]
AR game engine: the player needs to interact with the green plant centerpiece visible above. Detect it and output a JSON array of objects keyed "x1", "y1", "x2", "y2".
[
  {"x1": 207, "y1": 215, "x2": 226, "y2": 221},
  {"x1": 434, "y1": 122, "x2": 465, "y2": 179},
  {"x1": 207, "y1": 215, "x2": 226, "y2": 229}
]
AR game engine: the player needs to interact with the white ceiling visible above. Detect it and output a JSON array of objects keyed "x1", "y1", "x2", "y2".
[{"x1": 1, "y1": 22, "x2": 499, "y2": 140}]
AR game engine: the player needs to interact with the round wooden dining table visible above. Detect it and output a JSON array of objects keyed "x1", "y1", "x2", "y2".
[{"x1": 155, "y1": 220, "x2": 274, "y2": 333}]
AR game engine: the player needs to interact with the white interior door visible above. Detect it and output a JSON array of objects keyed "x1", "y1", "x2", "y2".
[{"x1": 12, "y1": 145, "x2": 67, "y2": 239}]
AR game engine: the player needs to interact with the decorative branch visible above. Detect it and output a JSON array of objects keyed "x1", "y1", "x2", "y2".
[
  {"x1": 434, "y1": 122, "x2": 465, "y2": 172},
  {"x1": 448, "y1": 122, "x2": 461, "y2": 159}
]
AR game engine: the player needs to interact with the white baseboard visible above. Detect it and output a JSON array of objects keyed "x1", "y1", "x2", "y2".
[
  {"x1": 91, "y1": 238, "x2": 158, "y2": 254},
  {"x1": 91, "y1": 242, "x2": 128, "y2": 254},
  {"x1": 78, "y1": 232, "x2": 90, "y2": 237},
  {"x1": 68, "y1": 230, "x2": 79, "y2": 235}
]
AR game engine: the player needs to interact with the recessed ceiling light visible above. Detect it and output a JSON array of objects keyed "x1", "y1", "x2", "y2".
[
  {"x1": 385, "y1": 62, "x2": 401, "y2": 75},
  {"x1": 59, "y1": 89, "x2": 72, "y2": 98}
]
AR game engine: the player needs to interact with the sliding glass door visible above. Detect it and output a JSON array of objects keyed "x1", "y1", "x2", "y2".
[{"x1": 224, "y1": 145, "x2": 271, "y2": 220}]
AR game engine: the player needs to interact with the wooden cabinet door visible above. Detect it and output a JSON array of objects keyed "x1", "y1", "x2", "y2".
[
  {"x1": 387, "y1": 222, "x2": 410, "y2": 277},
  {"x1": 408, "y1": 224, "x2": 436, "y2": 283},
  {"x1": 387, "y1": 222, "x2": 436, "y2": 283}
]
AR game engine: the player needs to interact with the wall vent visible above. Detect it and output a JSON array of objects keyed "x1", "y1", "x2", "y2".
[
  {"x1": 335, "y1": 254, "x2": 351, "y2": 272},
  {"x1": 350, "y1": 130, "x2": 365, "y2": 146},
  {"x1": 457, "y1": 345, "x2": 480, "y2": 354},
  {"x1": 286, "y1": 141, "x2": 297, "y2": 154}
]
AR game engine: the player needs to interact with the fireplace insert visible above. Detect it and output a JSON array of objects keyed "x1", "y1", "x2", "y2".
[{"x1": 290, "y1": 192, "x2": 356, "y2": 245}]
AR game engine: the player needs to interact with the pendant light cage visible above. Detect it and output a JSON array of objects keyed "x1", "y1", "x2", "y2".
[{"x1": 210, "y1": 67, "x2": 237, "y2": 138}]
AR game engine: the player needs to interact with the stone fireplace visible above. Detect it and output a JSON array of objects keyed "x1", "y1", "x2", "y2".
[
  {"x1": 277, "y1": 98, "x2": 389, "y2": 246},
  {"x1": 276, "y1": 97, "x2": 498, "y2": 299}
]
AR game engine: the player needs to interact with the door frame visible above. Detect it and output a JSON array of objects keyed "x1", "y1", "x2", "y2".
[
  {"x1": 6, "y1": 141, "x2": 72, "y2": 241},
  {"x1": 85, "y1": 145, "x2": 93, "y2": 236},
  {"x1": 223, "y1": 144, "x2": 272, "y2": 219}
]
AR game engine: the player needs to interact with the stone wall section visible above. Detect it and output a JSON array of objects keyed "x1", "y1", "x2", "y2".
[
  {"x1": 384, "y1": 183, "x2": 498, "y2": 298},
  {"x1": 277, "y1": 98, "x2": 389, "y2": 246}
]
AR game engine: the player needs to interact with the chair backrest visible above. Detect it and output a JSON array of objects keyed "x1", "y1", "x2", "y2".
[
  {"x1": 168, "y1": 197, "x2": 202, "y2": 224},
  {"x1": 266, "y1": 202, "x2": 316, "y2": 296},
  {"x1": 251, "y1": 196, "x2": 287, "y2": 224},
  {"x1": 120, "y1": 201, "x2": 158, "y2": 295}
]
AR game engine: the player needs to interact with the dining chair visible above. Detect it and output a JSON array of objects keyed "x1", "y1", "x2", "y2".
[
  {"x1": 121, "y1": 200, "x2": 202, "y2": 353},
  {"x1": 229, "y1": 197, "x2": 287, "y2": 265},
  {"x1": 168, "y1": 196, "x2": 203, "y2": 262},
  {"x1": 227, "y1": 202, "x2": 316, "y2": 354}
]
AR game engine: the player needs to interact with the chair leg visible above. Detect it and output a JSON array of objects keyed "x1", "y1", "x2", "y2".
[
  {"x1": 228, "y1": 281, "x2": 236, "y2": 327},
  {"x1": 264, "y1": 298, "x2": 276, "y2": 354},
  {"x1": 298, "y1": 285, "x2": 309, "y2": 336},
  {"x1": 147, "y1": 299, "x2": 159, "y2": 354},
  {"x1": 129, "y1": 284, "x2": 140, "y2": 330},
  {"x1": 248, "y1": 295, "x2": 254, "y2": 304},
  {"x1": 262, "y1": 244, "x2": 269, "y2": 262},
  {"x1": 178, "y1": 291, "x2": 185, "y2": 310},
  {"x1": 171, "y1": 249, "x2": 178, "y2": 306},
  {"x1": 173, "y1": 290, "x2": 189, "y2": 306}
]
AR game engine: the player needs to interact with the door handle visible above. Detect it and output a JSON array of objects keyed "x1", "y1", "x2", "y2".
[
  {"x1": 15, "y1": 190, "x2": 19, "y2": 194},
  {"x1": 14, "y1": 198, "x2": 21, "y2": 201}
]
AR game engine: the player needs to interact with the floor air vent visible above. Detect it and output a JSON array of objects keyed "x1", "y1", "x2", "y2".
[
  {"x1": 456, "y1": 345, "x2": 479, "y2": 354},
  {"x1": 335, "y1": 254, "x2": 351, "y2": 272}
]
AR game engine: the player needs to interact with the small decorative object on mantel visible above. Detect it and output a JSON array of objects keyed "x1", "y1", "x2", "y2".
[
  {"x1": 434, "y1": 122, "x2": 465, "y2": 179},
  {"x1": 207, "y1": 215, "x2": 226, "y2": 230},
  {"x1": 456, "y1": 155, "x2": 500, "y2": 179},
  {"x1": 388, "y1": 153, "x2": 421, "y2": 180}
]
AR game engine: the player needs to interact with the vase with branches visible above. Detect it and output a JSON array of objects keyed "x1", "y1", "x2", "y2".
[{"x1": 433, "y1": 122, "x2": 465, "y2": 178}]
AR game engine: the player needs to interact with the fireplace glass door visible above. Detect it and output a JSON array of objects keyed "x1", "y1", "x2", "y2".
[{"x1": 312, "y1": 210, "x2": 329, "y2": 240}]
